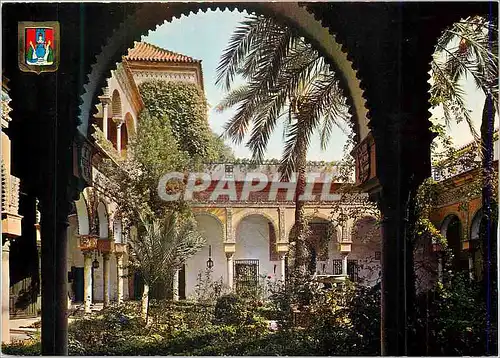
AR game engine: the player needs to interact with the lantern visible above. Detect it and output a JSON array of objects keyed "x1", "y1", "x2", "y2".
[
  {"x1": 92, "y1": 252, "x2": 100, "y2": 269},
  {"x1": 206, "y1": 245, "x2": 214, "y2": 269}
]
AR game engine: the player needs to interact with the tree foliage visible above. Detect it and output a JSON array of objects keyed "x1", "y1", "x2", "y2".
[
  {"x1": 129, "y1": 211, "x2": 205, "y2": 287},
  {"x1": 430, "y1": 16, "x2": 498, "y2": 140},
  {"x1": 98, "y1": 110, "x2": 190, "y2": 219}
]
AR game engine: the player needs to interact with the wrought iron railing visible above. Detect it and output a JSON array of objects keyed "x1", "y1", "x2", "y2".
[
  {"x1": 347, "y1": 259, "x2": 360, "y2": 282},
  {"x1": 332, "y1": 259, "x2": 342, "y2": 275}
]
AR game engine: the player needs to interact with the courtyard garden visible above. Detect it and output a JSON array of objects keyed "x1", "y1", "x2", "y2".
[
  {"x1": 3, "y1": 270, "x2": 493, "y2": 356},
  {"x1": 2, "y1": 7, "x2": 497, "y2": 357}
]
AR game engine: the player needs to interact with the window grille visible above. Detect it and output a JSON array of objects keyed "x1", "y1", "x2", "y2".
[{"x1": 234, "y1": 259, "x2": 259, "y2": 293}]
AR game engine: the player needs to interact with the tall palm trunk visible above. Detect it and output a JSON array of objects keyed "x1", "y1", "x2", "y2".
[
  {"x1": 141, "y1": 283, "x2": 150, "y2": 324},
  {"x1": 480, "y1": 92, "x2": 497, "y2": 352},
  {"x1": 293, "y1": 118, "x2": 309, "y2": 279}
]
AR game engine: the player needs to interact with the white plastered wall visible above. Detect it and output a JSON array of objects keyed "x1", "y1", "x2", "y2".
[{"x1": 185, "y1": 215, "x2": 226, "y2": 298}]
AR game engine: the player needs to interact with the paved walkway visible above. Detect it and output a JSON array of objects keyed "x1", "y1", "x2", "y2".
[
  {"x1": 10, "y1": 317, "x2": 40, "y2": 342},
  {"x1": 9, "y1": 303, "x2": 105, "y2": 342}
]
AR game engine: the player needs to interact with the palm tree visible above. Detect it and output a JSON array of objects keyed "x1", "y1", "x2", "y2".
[
  {"x1": 216, "y1": 15, "x2": 349, "y2": 277},
  {"x1": 430, "y1": 15, "x2": 498, "y2": 352},
  {"x1": 130, "y1": 211, "x2": 205, "y2": 322},
  {"x1": 431, "y1": 16, "x2": 498, "y2": 272}
]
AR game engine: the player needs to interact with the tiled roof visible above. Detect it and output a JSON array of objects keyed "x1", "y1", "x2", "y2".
[{"x1": 124, "y1": 41, "x2": 200, "y2": 63}]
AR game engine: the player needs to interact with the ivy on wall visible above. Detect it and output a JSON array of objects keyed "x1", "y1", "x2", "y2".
[{"x1": 139, "y1": 80, "x2": 233, "y2": 163}]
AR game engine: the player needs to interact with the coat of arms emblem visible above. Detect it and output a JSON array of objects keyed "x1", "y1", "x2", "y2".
[{"x1": 18, "y1": 22, "x2": 59, "y2": 74}]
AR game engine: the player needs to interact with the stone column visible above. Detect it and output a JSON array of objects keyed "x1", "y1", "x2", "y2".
[
  {"x1": 114, "y1": 118, "x2": 123, "y2": 155},
  {"x1": 102, "y1": 253, "x2": 110, "y2": 307},
  {"x1": 226, "y1": 252, "x2": 234, "y2": 290},
  {"x1": 39, "y1": 198, "x2": 71, "y2": 355},
  {"x1": 468, "y1": 253, "x2": 474, "y2": 280},
  {"x1": 341, "y1": 253, "x2": 348, "y2": 277},
  {"x1": 98, "y1": 91, "x2": 110, "y2": 140},
  {"x1": 116, "y1": 252, "x2": 124, "y2": 303},
  {"x1": 83, "y1": 252, "x2": 93, "y2": 313},
  {"x1": 172, "y1": 269, "x2": 180, "y2": 302},
  {"x1": 279, "y1": 254, "x2": 286, "y2": 281},
  {"x1": 2, "y1": 240, "x2": 10, "y2": 344},
  {"x1": 102, "y1": 102, "x2": 109, "y2": 139},
  {"x1": 437, "y1": 256, "x2": 443, "y2": 283}
]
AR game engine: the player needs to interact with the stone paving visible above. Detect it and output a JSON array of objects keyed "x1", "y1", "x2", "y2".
[{"x1": 9, "y1": 302, "x2": 105, "y2": 342}]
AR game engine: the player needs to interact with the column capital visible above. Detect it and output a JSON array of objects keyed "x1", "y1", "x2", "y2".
[
  {"x1": 224, "y1": 242, "x2": 236, "y2": 255},
  {"x1": 2, "y1": 239, "x2": 10, "y2": 252},
  {"x1": 112, "y1": 116, "x2": 123, "y2": 125},
  {"x1": 98, "y1": 95, "x2": 111, "y2": 105},
  {"x1": 225, "y1": 251, "x2": 234, "y2": 259}
]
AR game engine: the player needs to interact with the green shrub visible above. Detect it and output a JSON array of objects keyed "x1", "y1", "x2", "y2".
[
  {"x1": 148, "y1": 299, "x2": 214, "y2": 336},
  {"x1": 214, "y1": 293, "x2": 248, "y2": 326},
  {"x1": 2, "y1": 340, "x2": 40, "y2": 356},
  {"x1": 413, "y1": 273, "x2": 497, "y2": 356}
]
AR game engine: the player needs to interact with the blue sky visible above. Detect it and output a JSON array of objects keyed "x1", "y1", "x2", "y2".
[{"x1": 143, "y1": 10, "x2": 485, "y2": 160}]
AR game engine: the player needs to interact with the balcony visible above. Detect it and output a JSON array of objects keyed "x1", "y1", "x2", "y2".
[
  {"x1": 78, "y1": 235, "x2": 99, "y2": 251},
  {"x1": 315, "y1": 259, "x2": 360, "y2": 283},
  {"x1": 97, "y1": 238, "x2": 113, "y2": 253},
  {"x1": 1, "y1": 171, "x2": 22, "y2": 237},
  {"x1": 91, "y1": 125, "x2": 122, "y2": 163}
]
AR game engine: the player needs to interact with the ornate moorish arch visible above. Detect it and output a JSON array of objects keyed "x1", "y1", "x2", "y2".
[
  {"x1": 194, "y1": 210, "x2": 225, "y2": 241},
  {"x1": 440, "y1": 213, "x2": 463, "y2": 238},
  {"x1": 3, "y1": 3, "x2": 496, "y2": 356},
  {"x1": 96, "y1": 201, "x2": 109, "y2": 239},
  {"x1": 77, "y1": 3, "x2": 368, "y2": 144},
  {"x1": 233, "y1": 211, "x2": 279, "y2": 241},
  {"x1": 74, "y1": 193, "x2": 90, "y2": 236}
]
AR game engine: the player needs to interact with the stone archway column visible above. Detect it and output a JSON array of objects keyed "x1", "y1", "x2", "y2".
[
  {"x1": 224, "y1": 244, "x2": 235, "y2": 290},
  {"x1": 102, "y1": 253, "x2": 110, "y2": 307},
  {"x1": 39, "y1": 196, "x2": 73, "y2": 355},
  {"x1": 98, "y1": 92, "x2": 110, "y2": 140},
  {"x1": 372, "y1": 118, "x2": 433, "y2": 356},
  {"x1": 114, "y1": 117, "x2": 123, "y2": 155},
  {"x1": 276, "y1": 242, "x2": 289, "y2": 283},
  {"x1": 2, "y1": 240, "x2": 10, "y2": 344},
  {"x1": 341, "y1": 253, "x2": 348, "y2": 277},
  {"x1": 437, "y1": 255, "x2": 443, "y2": 283},
  {"x1": 468, "y1": 252, "x2": 474, "y2": 280},
  {"x1": 279, "y1": 254, "x2": 286, "y2": 281},
  {"x1": 83, "y1": 251, "x2": 93, "y2": 313},
  {"x1": 116, "y1": 252, "x2": 124, "y2": 303},
  {"x1": 338, "y1": 237, "x2": 352, "y2": 279}
]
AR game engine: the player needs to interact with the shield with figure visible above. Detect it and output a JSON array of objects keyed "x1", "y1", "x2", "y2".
[{"x1": 18, "y1": 22, "x2": 59, "y2": 74}]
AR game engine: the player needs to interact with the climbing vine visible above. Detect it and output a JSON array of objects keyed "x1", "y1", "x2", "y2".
[{"x1": 139, "y1": 80, "x2": 232, "y2": 163}]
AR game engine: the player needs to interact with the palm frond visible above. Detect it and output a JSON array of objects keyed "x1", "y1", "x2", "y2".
[{"x1": 130, "y1": 211, "x2": 205, "y2": 284}]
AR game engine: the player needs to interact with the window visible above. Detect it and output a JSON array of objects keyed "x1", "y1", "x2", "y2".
[{"x1": 225, "y1": 164, "x2": 234, "y2": 179}]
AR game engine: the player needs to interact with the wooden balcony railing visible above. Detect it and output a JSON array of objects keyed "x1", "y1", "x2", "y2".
[
  {"x1": 1, "y1": 165, "x2": 22, "y2": 237},
  {"x1": 78, "y1": 235, "x2": 99, "y2": 251}
]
